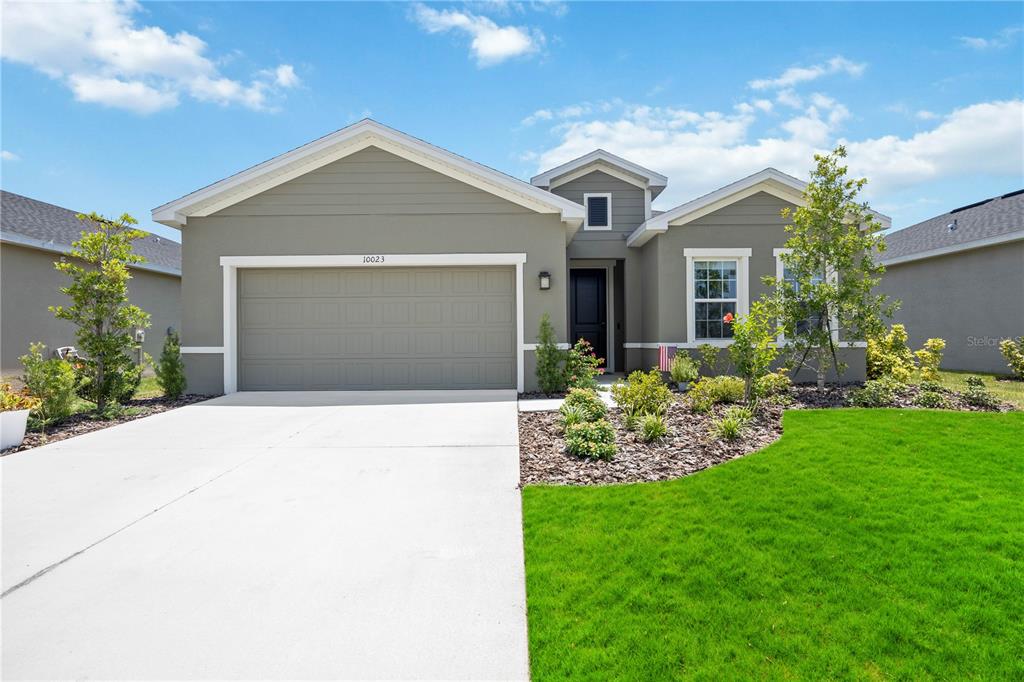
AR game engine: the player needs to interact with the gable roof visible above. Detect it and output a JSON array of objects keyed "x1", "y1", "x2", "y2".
[
  {"x1": 1, "y1": 191, "x2": 181, "y2": 276},
  {"x1": 882, "y1": 190, "x2": 1024, "y2": 265},
  {"x1": 152, "y1": 119, "x2": 585, "y2": 231},
  {"x1": 530, "y1": 149, "x2": 668, "y2": 198},
  {"x1": 627, "y1": 168, "x2": 892, "y2": 248}
]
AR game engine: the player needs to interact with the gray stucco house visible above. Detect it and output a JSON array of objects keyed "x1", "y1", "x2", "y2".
[
  {"x1": 152, "y1": 120, "x2": 885, "y2": 394},
  {"x1": 1, "y1": 191, "x2": 182, "y2": 377},
  {"x1": 880, "y1": 190, "x2": 1024, "y2": 374}
]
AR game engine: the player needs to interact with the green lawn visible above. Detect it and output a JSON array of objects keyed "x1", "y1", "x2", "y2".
[
  {"x1": 933, "y1": 370, "x2": 1024, "y2": 408},
  {"x1": 522, "y1": 410, "x2": 1024, "y2": 680}
]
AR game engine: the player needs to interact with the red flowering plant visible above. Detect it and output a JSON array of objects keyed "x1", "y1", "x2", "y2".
[
  {"x1": 565, "y1": 338, "x2": 605, "y2": 390},
  {"x1": 723, "y1": 312, "x2": 735, "y2": 324}
]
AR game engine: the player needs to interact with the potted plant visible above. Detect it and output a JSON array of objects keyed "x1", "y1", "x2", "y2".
[
  {"x1": 669, "y1": 353, "x2": 699, "y2": 392},
  {"x1": 1, "y1": 383, "x2": 40, "y2": 450}
]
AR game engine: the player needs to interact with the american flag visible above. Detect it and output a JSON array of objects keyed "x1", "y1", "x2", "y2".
[{"x1": 658, "y1": 344, "x2": 677, "y2": 372}]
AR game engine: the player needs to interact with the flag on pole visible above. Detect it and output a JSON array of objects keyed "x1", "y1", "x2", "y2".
[{"x1": 658, "y1": 344, "x2": 676, "y2": 371}]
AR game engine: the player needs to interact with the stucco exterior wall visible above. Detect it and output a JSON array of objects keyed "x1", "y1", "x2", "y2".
[
  {"x1": 880, "y1": 241, "x2": 1024, "y2": 374},
  {"x1": 1, "y1": 243, "x2": 181, "y2": 377},
  {"x1": 179, "y1": 146, "x2": 569, "y2": 394}
]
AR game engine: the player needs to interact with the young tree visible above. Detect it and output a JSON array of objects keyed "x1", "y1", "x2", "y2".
[
  {"x1": 51, "y1": 212, "x2": 151, "y2": 412},
  {"x1": 766, "y1": 146, "x2": 894, "y2": 390},
  {"x1": 155, "y1": 330, "x2": 187, "y2": 399},
  {"x1": 534, "y1": 313, "x2": 566, "y2": 394},
  {"x1": 727, "y1": 301, "x2": 780, "y2": 402}
]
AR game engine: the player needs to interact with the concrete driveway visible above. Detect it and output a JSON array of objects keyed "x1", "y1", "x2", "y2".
[{"x1": 1, "y1": 391, "x2": 528, "y2": 680}]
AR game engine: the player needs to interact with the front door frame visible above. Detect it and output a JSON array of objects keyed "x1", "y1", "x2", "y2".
[
  {"x1": 202, "y1": 253, "x2": 527, "y2": 394},
  {"x1": 568, "y1": 262, "x2": 615, "y2": 373}
]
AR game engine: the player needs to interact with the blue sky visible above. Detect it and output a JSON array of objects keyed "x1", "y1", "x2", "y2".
[{"x1": 2, "y1": 1, "x2": 1022, "y2": 241}]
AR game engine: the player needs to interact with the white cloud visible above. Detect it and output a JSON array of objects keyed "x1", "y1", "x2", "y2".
[
  {"x1": 410, "y1": 3, "x2": 543, "y2": 66},
  {"x1": 958, "y1": 26, "x2": 1022, "y2": 50},
  {"x1": 1, "y1": 150, "x2": 20, "y2": 161},
  {"x1": 521, "y1": 108, "x2": 553, "y2": 126},
  {"x1": 0, "y1": 0, "x2": 299, "y2": 114},
  {"x1": 749, "y1": 56, "x2": 866, "y2": 90},
  {"x1": 526, "y1": 98, "x2": 1023, "y2": 211},
  {"x1": 775, "y1": 89, "x2": 803, "y2": 109},
  {"x1": 915, "y1": 110, "x2": 938, "y2": 121}
]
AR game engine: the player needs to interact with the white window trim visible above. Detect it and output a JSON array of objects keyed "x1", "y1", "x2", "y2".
[
  {"x1": 773, "y1": 248, "x2": 841, "y2": 343},
  {"x1": 684, "y1": 248, "x2": 750, "y2": 345},
  {"x1": 583, "y1": 193, "x2": 613, "y2": 231},
  {"x1": 216, "y1": 253, "x2": 528, "y2": 394}
]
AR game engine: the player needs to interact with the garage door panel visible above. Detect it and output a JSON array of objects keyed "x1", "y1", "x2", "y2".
[{"x1": 238, "y1": 267, "x2": 515, "y2": 390}]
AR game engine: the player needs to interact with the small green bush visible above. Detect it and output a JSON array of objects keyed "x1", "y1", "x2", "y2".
[
  {"x1": 913, "y1": 390, "x2": 949, "y2": 409},
  {"x1": 697, "y1": 343, "x2": 720, "y2": 375},
  {"x1": 19, "y1": 343, "x2": 78, "y2": 426},
  {"x1": 534, "y1": 313, "x2": 566, "y2": 394},
  {"x1": 564, "y1": 418, "x2": 617, "y2": 460},
  {"x1": 689, "y1": 375, "x2": 745, "y2": 412},
  {"x1": 918, "y1": 380, "x2": 944, "y2": 394},
  {"x1": 754, "y1": 369, "x2": 792, "y2": 398},
  {"x1": 711, "y1": 413, "x2": 747, "y2": 441},
  {"x1": 623, "y1": 410, "x2": 642, "y2": 432},
  {"x1": 565, "y1": 338, "x2": 603, "y2": 390},
  {"x1": 999, "y1": 337, "x2": 1024, "y2": 380},
  {"x1": 611, "y1": 368, "x2": 672, "y2": 420},
  {"x1": 867, "y1": 324, "x2": 915, "y2": 383},
  {"x1": 914, "y1": 338, "x2": 945, "y2": 382},
  {"x1": 155, "y1": 331, "x2": 187, "y2": 399},
  {"x1": 963, "y1": 376, "x2": 1000, "y2": 409},
  {"x1": 669, "y1": 353, "x2": 699, "y2": 385},
  {"x1": 639, "y1": 413, "x2": 668, "y2": 442},
  {"x1": 561, "y1": 387, "x2": 607, "y2": 421},
  {"x1": 724, "y1": 405, "x2": 754, "y2": 422},
  {"x1": 848, "y1": 377, "x2": 902, "y2": 408}
]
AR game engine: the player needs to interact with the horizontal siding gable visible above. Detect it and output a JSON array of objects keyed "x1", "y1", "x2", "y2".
[
  {"x1": 550, "y1": 170, "x2": 645, "y2": 239},
  {"x1": 215, "y1": 146, "x2": 532, "y2": 217}
]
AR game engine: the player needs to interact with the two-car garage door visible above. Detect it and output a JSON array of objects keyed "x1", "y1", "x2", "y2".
[{"x1": 238, "y1": 267, "x2": 516, "y2": 391}]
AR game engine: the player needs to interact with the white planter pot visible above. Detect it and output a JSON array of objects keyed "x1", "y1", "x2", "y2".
[{"x1": 1, "y1": 409, "x2": 31, "y2": 450}]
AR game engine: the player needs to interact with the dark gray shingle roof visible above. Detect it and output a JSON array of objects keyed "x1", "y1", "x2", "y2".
[
  {"x1": 883, "y1": 190, "x2": 1024, "y2": 263},
  {"x1": 1, "y1": 190, "x2": 181, "y2": 275}
]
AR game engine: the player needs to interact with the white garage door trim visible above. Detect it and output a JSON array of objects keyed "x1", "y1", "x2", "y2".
[{"x1": 206, "y1": 253, "x2": 527, "y2": 394}]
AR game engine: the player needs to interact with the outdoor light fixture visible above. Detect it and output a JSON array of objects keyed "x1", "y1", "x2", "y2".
[{"x1": 538, "y1": 271, "x2": 551, "y2": 290}]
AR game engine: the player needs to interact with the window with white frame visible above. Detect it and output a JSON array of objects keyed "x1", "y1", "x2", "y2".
[
  {"x1": 774, "y1": 248, "x2": 834, "y2": 339},
  {"x1": 693, "y1": 260, "x2": 738, "y2": 340},
  {"x1": 583, "y1": 193, "x2": 611, "y2": 230}
]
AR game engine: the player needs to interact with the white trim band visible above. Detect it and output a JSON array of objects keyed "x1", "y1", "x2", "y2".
[
  {"x1": 624, "y1": 341, "x2": 867, "y2": 349},
  {"x1": 180, "y1": 346, "x2": 224, "y2": 354}
]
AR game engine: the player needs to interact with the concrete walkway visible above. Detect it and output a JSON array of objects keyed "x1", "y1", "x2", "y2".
[{"x1": 2, "y1": 391, "x2": 528, "y2": 680}]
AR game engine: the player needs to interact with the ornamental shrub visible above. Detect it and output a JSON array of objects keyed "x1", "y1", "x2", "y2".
[
  {"x1": 866, "y1": 324, "x2": 915, "y2": 383},
  {"x1": 727, "y1": 301, "x2": 780, "y2": 401},
  {"x1": 611, "y1": 368, "x2": 672, "y2": 420},
  {"x1": 155, "y1": 331, "x2": 187, "y2": 399},
  {"x1": 19, "y1": 343, "x2": 78, "y2": 426},
  {"x1": 560, "y1": 387, "x2": 606, "y2": 421},
  {"x1": 754, "y1": 369, "x2": 792, "y2": 398},
  {"x1": 963, "y1": 376, "x2": 1000, "y2": 409},
  {"x1": 999, "y1": 337, "x2": 1024, "y2": 380},
  {"x1": 710, "y1": 406, "x2": 752, "y2": 441},
  {"x1": 564, "y1": 419, "x2": 617, "y2": 460},
  {"x1": 697, "y1": 343, "x2": 721, "y2": 376},
  {"x1": 913, "y1": 389, "x2": 949, "y2": 409},
  {"x1": 689, "y1": 375, "x2": 745, "y2": 412},
  {"x1": 848, "y1": 377, "x2": 902, "y2": 407},
  {"x1": 668, "y1": 353, "x2": 699, "y2": 386},
  {"x1": 639, "y1": 413, "x2": 668, "y2": 443},
  {"x1": 564, "y1": 338, "x2": 604, "y2": 390},
  {"x1": 534, "y1": 313, "x2": 566, "y2": 394},
  {"x1": 558, "y1": 403, "x2": 588, "y2": 430},
  {"x1": 914, "y1": 338, "x2": 946, "y2": 382},
  {"x1": 0, "y1": 383, "x2": 41, "y2": 412}
]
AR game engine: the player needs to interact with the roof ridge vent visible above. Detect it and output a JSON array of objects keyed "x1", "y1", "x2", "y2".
[
  {"x1": 1000, "y1": 188, "x2": 1024, "y2": 199},
  {"x1": 950, "y1": 198, "x2": 994, "y2": 213}
]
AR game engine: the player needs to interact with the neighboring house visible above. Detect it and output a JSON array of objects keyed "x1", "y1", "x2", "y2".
[
  {"x1": 880, "y1": 191, "x2": 1024, "y2": 374},
  {"x1": 1, "y1": 191, "x2": 182, "y2": 377},
  {"x1": 152, "y1": 120, "x2": 887, "y2": 394}
]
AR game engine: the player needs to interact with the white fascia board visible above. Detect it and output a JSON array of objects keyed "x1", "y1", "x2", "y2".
[
  {"x1": 882, "y1": 230, "x2": 1024, "y2": 266},
  {"x1": 152, "y1": 119, "x2": 585, "y2": 228},
  {"x1": 218, "y1": 253, "x2": 528, "y2": 268},
  {"x1": 0, "y1": 232, "x2": 182, "y2": 277},
  {"x1": 531, "y1": 149, "x2": 668, "y2": 191}
]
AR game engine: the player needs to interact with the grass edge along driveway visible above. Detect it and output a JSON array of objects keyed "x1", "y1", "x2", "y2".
[{"x1": 522, "y1": 409, "x2": 1024, "y2": 680}]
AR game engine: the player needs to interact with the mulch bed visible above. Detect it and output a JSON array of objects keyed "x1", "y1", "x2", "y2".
[
  {"x1": 519, "y1": 383, "x2": 1017, "y2": 487},
  {"x1": 1, "y1": 394, "x2": 214, "y2": 456}
]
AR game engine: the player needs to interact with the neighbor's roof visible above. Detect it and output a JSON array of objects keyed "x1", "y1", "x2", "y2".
[
  {"x1": 1, "y1": 191, "x2": 181, "y2": 276},
  {"x1": 152, "y1": 118, "x2": 585, "y2": 232},
  {"x1": 882, "y1": 190, "x2": 1024, "y2": 265},
  {"x1": 530, "y1": 149, "x2": 668, "y2": 198}
]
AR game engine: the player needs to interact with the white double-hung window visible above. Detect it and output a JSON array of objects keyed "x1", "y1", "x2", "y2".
[{"x1": 684, "y1": 248, "x2": 750, "y2": 344}]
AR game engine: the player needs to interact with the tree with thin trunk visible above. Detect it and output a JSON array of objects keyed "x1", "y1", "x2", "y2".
[
  {"x1": 765, "y1": 146, "x2": 894, "y2": 390},
  {"x1": 51, "y1": 212, "x2": 151, "y2": 413}
]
